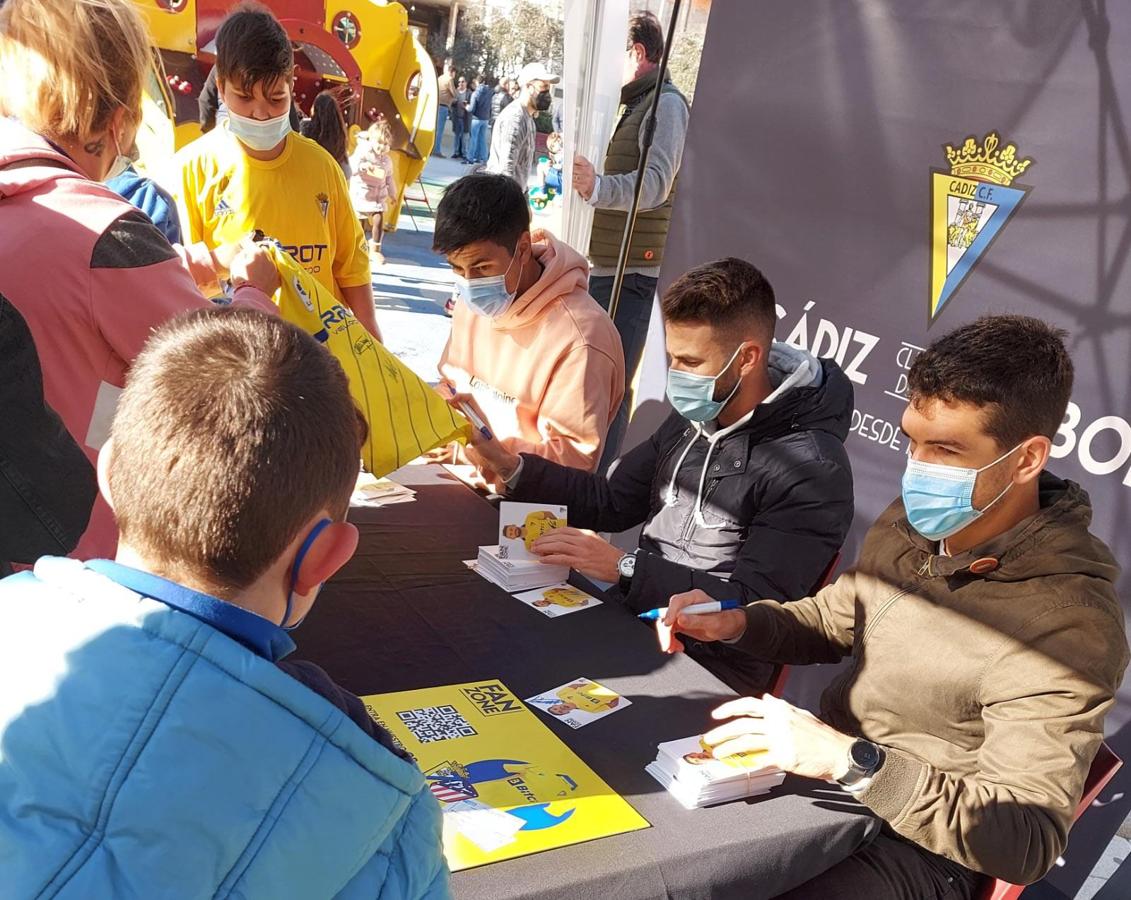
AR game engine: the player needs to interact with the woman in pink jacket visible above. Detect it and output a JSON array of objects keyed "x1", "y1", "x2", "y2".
[
  {"x1": 348, "y1": 118, "x2": 398, "y2": 266},
  {"x1": 0, "y1": 0, "x2": 279, "y2": 559}
]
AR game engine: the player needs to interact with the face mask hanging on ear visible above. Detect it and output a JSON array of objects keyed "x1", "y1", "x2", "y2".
[
  {"x1": 281, "y1": 518, "x2": 333, "y2": 631},
  {"x1": 102, "y1": 129, "x2": 133, "y2": 183}
]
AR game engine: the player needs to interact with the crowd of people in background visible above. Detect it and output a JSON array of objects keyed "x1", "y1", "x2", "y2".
[{"x1": 433, "y1": 59, "x2": 541, "y2": 171}]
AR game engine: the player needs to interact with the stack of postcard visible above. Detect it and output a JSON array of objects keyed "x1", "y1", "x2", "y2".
[
  {"x1": 476, "y1": 546, "x2": 568, "y2": 592},
  {"x1": 645, "y1": 735, "x2": 785, "y2": 809},
  {"x1": 351, "y1": 472, "x2": 416, "y2": 507},
  {"x1": 475, "y1": 502, "x2": 568, "y2": 591}
]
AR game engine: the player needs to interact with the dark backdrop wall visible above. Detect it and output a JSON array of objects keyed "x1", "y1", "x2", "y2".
[{"x1": 659, "y1": 1, "x2": 1131, "y2": 892}]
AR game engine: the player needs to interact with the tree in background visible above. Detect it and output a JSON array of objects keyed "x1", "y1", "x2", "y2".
[
  {"x1": 493, "y1": 1, "x2": 564, "y2": 77},
  {"x1": 427, "y1": 7, "x2": 497, "y2": 79},
  {"x1": 429, "y1": 1, "x2": 563, "y2": 84},
  {"x1": 429, "y1": 2, "x2": 705, "y2": 101},
  {"x1": 666, "y1": 25, "x2": 706, "y2": 101}
]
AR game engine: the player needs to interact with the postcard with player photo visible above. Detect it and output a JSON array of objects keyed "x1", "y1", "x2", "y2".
[
  {"x1": 513, "y1": 583, "x2": 601, "y2": 618},
  {"x1": 526, "y1": 678, "x2": 629, "y2": 729},
  {"x1": 498, "y1": 501, "x2": 567, "y2": 561}
]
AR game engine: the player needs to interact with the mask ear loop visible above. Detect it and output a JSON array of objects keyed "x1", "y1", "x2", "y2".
[
  {"x1": 501, "y1": 239, "x2": 525, "y2": 298},
  {"x1": 692, "y1": 345, "x2": 749, "y2": 527},
  {"x1": 282, "y1": 518, "x2": 333, "y2": 630}
]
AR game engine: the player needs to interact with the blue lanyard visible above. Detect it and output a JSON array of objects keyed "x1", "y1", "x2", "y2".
[{"x1": 86, "y1": 559, "x2": 295, "y2": 662}]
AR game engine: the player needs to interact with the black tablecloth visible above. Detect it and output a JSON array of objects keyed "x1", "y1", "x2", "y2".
[{"x1": 295, "y1": 465, "x2": 881, "y2": 899}]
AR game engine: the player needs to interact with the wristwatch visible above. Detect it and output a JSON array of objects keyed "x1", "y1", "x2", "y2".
[
  {"x1": 836, "y1": 739, "x2": 885, "y2": 788},
  {"x1": 617, "y1": 552, "x2": 637, "y2": 593}
]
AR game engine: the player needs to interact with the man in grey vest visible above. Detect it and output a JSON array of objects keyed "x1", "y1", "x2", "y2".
[{"x1": 573, "y1": 12, "x2": 690, "y2": 466}]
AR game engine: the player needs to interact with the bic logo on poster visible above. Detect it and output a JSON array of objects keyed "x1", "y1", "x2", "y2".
[{"x1": 929, "y1": 132, "x2": 1034, "y2": 323}]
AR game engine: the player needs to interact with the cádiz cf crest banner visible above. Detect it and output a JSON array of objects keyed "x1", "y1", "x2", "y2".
[
  {"x1": 929, "y1": 133, "x2": 1033, "y2": 322},
  {"x1": 661, "y1": 3, "x2": 1131, "y2": 890}
]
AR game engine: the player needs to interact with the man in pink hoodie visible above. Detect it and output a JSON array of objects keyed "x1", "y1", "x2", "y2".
[{"x1": 434, "y1": 174, "x2": 625, "y2": 473}]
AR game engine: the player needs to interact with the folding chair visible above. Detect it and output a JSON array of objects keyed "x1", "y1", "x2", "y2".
[
  {"x1": 766, "y1": 551, "x2": 841, "y2": 698},
  {"x1": 977, "y1": 743, "x2": 1123, "y2": 900}
]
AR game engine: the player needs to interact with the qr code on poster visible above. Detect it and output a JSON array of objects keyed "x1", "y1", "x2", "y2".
[{"x1": 398, "y1": 705, "x2": 478, "y2": 743}]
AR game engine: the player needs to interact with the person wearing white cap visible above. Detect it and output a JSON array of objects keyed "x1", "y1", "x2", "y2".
[{"x1": 486, "y1": 61, "x2": 559, "y2": 189}]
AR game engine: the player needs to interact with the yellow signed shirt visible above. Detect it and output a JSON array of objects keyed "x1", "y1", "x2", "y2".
[{"x1": 175, "y1": 126, "x2": 369, "y2": 302}]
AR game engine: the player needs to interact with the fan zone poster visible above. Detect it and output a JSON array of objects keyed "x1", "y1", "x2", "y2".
[{"x1": 361, "y1": 679, "x2": 648, "y2": 870}]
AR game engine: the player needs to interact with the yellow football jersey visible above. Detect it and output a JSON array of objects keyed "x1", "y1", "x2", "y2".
[
  {"x1": 555, "y1": 683, "x2": 618, "y2": 714},
  {"x1": 523, "y1": 511, "x2": 565, "y2": 551},
  {"x1": 175, "y1": 126, "x2": 370, "y2": 302},
  {"x1": 542, "y1": 588, "x2": 589, "y2": 608}
]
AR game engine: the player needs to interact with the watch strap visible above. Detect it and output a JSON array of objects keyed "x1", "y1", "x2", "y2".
[
  {"x1": 617, "y1": 551, "x2": 637, "y2": 594},
  {"x1": 836, "y1": 740, "x2": 884, "y2": 787}
]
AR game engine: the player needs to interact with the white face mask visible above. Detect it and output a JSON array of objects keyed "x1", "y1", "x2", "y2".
[
  {"x1": 102, "y1": 130, "x2": 132, "y2": 183},
  {"x1": 226, "y1": 107, "x2": 292, "y2": 152}
]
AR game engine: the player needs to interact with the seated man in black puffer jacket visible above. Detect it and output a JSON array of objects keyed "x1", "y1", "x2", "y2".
[{"x1": 450, "y1": 257, "x2": 855, "y2": 693}]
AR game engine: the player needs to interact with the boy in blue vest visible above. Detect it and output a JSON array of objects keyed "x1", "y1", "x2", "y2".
[{"x1": 0, "y1": 308, "x2": 449, "y2": 899}]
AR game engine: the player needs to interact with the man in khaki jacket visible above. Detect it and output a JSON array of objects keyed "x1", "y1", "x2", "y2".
[{"x1": 661, "y1": 314, "x2": 1129, "y2": 897}]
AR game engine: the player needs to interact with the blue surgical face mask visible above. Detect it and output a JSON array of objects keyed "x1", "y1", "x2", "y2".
[
  {"x1": 452, "y1": 249, "x2": 520, "y2": 318},
  {"x1": 226, "y1": 107, "x2": 292, "y2": 152},
  {"x1": 666, "y1": 343, "x2": 746, "y2": 423},
  {"x1": 282, "y1": 518, "x2": 333, "y2": 631},
  {"x1": 901, "y1": 443, "x2": 1022, "y2": 541}
]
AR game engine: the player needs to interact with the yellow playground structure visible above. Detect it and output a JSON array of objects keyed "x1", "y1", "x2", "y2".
[{"x1": 130, "y1": 0, "x2": 437, "y2": 229}]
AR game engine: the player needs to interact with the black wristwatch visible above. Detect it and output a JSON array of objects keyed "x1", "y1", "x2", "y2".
[
  {"x1": 617, "y1": 551, "x2": 637, "y2": 594},
  {"x1": 836, "y1": 739, "x2": 885, "y2": 788}
]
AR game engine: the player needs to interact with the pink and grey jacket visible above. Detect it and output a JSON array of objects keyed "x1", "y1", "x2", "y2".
[{"x1": 0, "y1": 118, "x2": 275, "y2": 559}]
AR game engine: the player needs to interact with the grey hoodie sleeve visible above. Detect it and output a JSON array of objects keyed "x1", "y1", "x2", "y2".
[
  {"x1": 592, "y1": 92, "x2": 689, "y2": 211},
  {"x1": 625, "y1": 455, "x2": 854, "y2": 617}
]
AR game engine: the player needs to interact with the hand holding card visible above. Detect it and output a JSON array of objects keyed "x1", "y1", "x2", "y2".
[{"x1": 499, "y1": 502, "x2": 567, "y2": 561}]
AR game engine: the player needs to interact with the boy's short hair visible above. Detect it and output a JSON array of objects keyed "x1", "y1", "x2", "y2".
[
  {"x1": 661, "y1": 257, "x2": 777, "y2": 344},
  {"x1": 215, "y1": 1, "x2": 293, "y2": 95},
  {"x1": 908, "y1": 314, "x2": 1074, "y2": 449},
  {"x1": 433, "y1": 174, "x2": 530, "y2": 255},
  {"x1": 108, "y1": 308, "x2": 365, "y2": 597}
]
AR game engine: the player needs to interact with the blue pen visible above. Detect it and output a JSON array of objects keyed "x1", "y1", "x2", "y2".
[
  {"x1": 445, "y1": 384, "x2": 493, "y2": 440},
  {"x1": 638, "y1": 599, "x2": 741, "y2": 622}
]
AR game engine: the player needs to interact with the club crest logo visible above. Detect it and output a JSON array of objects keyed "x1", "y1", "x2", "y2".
[
  {"x1": 316, "y1": 192, "x2": 330, "y2": 220},
  {"x1": 293, "y1": 275, "x2": 314, "y2": 312},
  {"x1": 425, "y1": 758, "x2": 578, "y2": 830},
  {"x1": 929, "y1": 132, "x2": 1034, "y2": 324}
]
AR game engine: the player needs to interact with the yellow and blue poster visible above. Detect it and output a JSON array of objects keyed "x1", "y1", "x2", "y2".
[
  {"x1": 929, "y1": 132, "x2": 1033, "y2": 323},
  {"x1": 361, "y1": 680, "x2": 649, "y2": 870}
]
